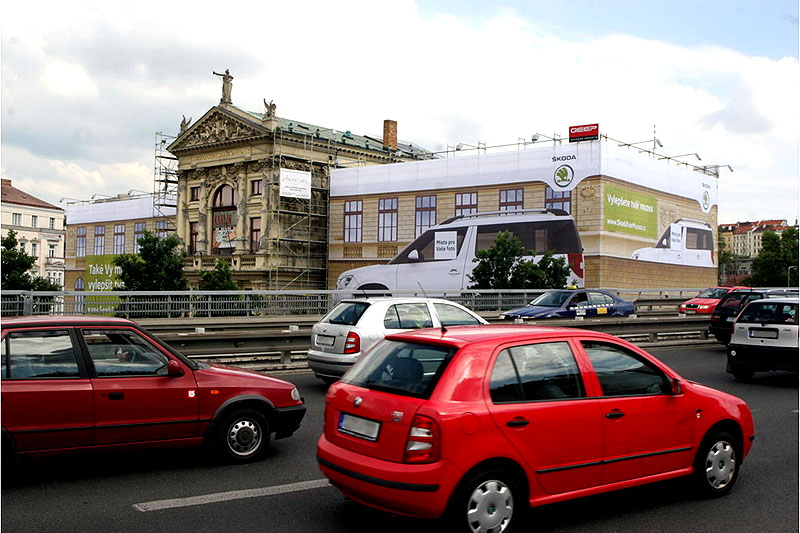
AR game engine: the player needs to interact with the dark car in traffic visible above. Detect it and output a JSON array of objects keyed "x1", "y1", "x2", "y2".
[
  {"x1": 1, "y1": 316, "x2": 306, "y2": 466},
  {"x1": 500, "y1": 289, "x2": 635, "y2": 320},
  {"x1": 709, "y1": 289, "x2": 797, "y2": 345}
]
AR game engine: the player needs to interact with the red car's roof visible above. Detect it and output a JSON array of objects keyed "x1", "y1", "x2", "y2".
[
  {"x1": 385, "y1": 324, "x2": 612, "y2": 348},
  {"x1": 1, "y1": 315, "x2": 137, "y2": 328}
]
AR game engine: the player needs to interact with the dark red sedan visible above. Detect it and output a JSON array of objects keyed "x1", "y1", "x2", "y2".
[
  {"x1": 318, "y1": 325, "x2": 754, "y2": 531},
  {"x1": 2, "y1": 316, "x2": 305, "y2": 465}
]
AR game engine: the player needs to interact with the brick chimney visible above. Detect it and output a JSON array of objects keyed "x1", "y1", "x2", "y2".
[{"x1": 383, "y1": 119, "x2": 398, "y2": 151}]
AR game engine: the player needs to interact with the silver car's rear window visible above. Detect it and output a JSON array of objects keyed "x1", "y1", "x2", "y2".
[
  {"x1": 342, "y1": 340, "x2": 456, "y2": 399},
  {"x1": 739, "y1": 302, "x2": 797, "y2": 325},
  {"x1": 322, "y1": 302, "x2": 371, "y2": 326}
]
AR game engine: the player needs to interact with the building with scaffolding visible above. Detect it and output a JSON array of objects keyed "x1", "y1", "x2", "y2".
[
  {"x1": 167, "y1": 75, "x2": 432, "y2": 289},
  {"x1": 63, "y1": 192, "x2": 175, "y2": 294}
]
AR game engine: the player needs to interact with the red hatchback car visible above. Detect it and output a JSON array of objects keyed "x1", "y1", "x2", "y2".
[
  {"x1": 680, "y1": 286, "x2": 749, "y2": 315},
  {"x1": 1, "y1": 316, "x2": 306, "y2": 465},
  {"x1": 317, "y1": 325, "x2": 754, "y2": 531}
]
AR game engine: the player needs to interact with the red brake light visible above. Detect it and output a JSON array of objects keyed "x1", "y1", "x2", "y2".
[
  {"x1": 404, "y1": 415, "x2": 440, "y2": 464},
  {"x1": 344, "y1": 332, "x2": 360, "y2": 354}
]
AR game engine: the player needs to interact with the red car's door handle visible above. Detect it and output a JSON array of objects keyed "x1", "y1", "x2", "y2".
[
  {"x1": 506, "y1": 418, "x2": 529, "y2": 428},
  {"x1": 108, "y1": 392, "x2": 125, "y2": 400},
  {"x1": 605, "y1": 410, "x2": 624, "y2": 419}
]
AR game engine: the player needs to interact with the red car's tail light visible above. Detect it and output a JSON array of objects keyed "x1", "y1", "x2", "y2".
[
  {"x1": 404, "y1": 415, "x2": 440, "y2": 464},
  {"x1": 344, "y1": 332, "x2": 360, "y2": 354}
]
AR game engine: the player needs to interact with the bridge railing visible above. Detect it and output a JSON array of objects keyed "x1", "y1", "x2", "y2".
[{"x1": 0, "y1": 288, "x2": 705, "y2": 318}]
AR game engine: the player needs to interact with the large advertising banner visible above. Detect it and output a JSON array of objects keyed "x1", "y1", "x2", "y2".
[
  {"x1": 85, "y1": 255, "x2": 124, "y2": 315},
  {"x1": 603, "y1": 185, "x2": 658, "y2": 239},
  {"x1": 280, "y1": 168, "x2": 312, "y2": 199}
]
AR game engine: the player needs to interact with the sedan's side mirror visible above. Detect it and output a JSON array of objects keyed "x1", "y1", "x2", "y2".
[
  {"x1": 671, "y1": 378, "x2": 682, "y2": 395},
  {"x1": 168, "y1": 360, "x2": 185, "y2": 377},
  {"x1": 408, "y1": 250, "x2": 420, "y2": 262}
]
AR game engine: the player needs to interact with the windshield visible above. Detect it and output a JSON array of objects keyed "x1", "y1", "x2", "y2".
[
  {"x1": 530, "y1": 291, "x2": 572, "y2": 307},
  {"x1": 322, "y1": 302, "x2": 370, "y2": 325},
  {"x1": 697, "y1": 288, "x2": 729, "y2": 299},
  {"x1": 342, "y1": 340, "x2": 456, "y2": 399}
]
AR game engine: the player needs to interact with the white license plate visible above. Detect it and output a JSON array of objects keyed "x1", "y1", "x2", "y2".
[
  {"x1": 749, "y1": 329, "x2": 778, "y2": 339},
  {"x1": 685, "y1": 310, "x2": 696, "y2": 314},
  {"x1": 338, "y1": 413, "x2": 380, "y2": 441},
  {"x1": 726, "y1": 317, "x2": 735, "y2": 322},
  {"x1": 316, "y1": 335, "x2": 335, "y2": 347}
]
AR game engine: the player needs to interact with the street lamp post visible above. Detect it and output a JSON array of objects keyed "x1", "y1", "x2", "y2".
[{"x1": 788, "y1": 265, "x2": 798, "y2": 287}]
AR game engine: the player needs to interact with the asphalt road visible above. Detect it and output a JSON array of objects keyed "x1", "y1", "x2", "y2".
[{"x1": 2, "y1": 344, "x2": 797, "y2": 532}]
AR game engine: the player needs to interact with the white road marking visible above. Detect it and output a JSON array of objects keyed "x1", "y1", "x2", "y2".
[{"x1": 133, "y1": 478, "x2": 331, "y2": 512}]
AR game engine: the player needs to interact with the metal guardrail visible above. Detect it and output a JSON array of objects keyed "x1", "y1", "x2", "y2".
[
  {"x1": 151, "y1": 315, "x2": 713, "y2": 371},
  {"x1": 1, "y1": 288, "x2": 706, "y2": 318}
]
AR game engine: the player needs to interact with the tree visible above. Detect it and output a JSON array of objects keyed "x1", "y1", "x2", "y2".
[
  {"x1": 1, "y1": 230, "x2": 61, "y2": 290},
  {"x1": 717, "y1": 233, "x2": 736, "y2": 285},
  {"x1": 113, "y1": 230, "x2": 187, "y2": 291},
  {"x1": 747, "y1": 228, "x2": 799, "y2": 287},
  {"x1": 199, "y1": 259, "x2": 238, "y2": 290},
  {"x1": 468, "y1": 231, "x2": 570, "y2": 290}
]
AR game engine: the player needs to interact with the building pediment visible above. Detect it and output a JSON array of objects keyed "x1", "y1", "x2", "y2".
[{"x1": 169, "y1": 107, "x2": 268, "y2": 153}]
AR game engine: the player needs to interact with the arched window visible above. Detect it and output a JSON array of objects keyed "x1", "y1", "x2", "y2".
[
  {"x1": 213, "y1": 185, "x2": 237, "y2": 207},
  {"x1": 212, "y1": 185, "x2": 239, "y2": 255}
]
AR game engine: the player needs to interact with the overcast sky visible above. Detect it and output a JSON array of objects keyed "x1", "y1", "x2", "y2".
[{"x1": 1, "y1": 0, "x2": 798, "y2": 224}]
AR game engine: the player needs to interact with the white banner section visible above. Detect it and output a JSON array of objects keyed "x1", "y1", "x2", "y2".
[
  {"x1": 434, "y1": 231, "x2": 458, "y2": 260},
  {"x1": 280, "y1": 168, "x2": 311, "y2": 199}
]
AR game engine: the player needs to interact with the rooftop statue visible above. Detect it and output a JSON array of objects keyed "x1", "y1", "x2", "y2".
[{"x1": 213, "y1": 69, "x2": 234, "y2": 104}]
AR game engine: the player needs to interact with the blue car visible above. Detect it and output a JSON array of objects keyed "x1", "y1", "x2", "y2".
[{"x1": 501, "y1": 289, "x2": 635, "y2": 319}]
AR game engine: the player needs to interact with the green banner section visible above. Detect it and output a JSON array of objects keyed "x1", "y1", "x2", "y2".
[
  {"x1": 603, "y1": 185, "x2": 658, "y2": 239},
  {"x1": 85, "y1": 255, "x2": 124, "y2": 315}
]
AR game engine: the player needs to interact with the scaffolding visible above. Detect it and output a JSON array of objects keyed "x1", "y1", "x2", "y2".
[
  {"x1": 262, "y1": 127, "x2": 334, "y2": 290},
  {"x1": 153, "y1": 131, "x2": 178, "y2": 231}
]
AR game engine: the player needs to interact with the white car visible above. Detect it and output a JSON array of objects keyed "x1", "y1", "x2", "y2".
[
  {"x1": 306, "y1": 297, "x2": 487, "y2": 383},
  {"x1": 632, "y1": 218, "x2": 715, "y2": 267},
  {"x1": 727, "y1": 297, "x2": 798, "y2": 381},
  {"x1": 336, "y1": 209, "x2": 585, "y2": 293}
]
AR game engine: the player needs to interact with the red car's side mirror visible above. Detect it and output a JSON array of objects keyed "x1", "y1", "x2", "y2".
[
  {"x1": 168, "y1": 360, "x2": 185, "y2": 377},
  {"x1": 671, "y1": 378, "x2": 683, "y2": 395}
]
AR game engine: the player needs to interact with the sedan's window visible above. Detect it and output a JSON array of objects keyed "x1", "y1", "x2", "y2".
[
  {"x1": 1, "y1": 329, "x2": 80, "y2": 379},
  {"x1": 582, "y1": 341, "x2": 670, "y2": 396},
  {"x1": 384, "y1": 303, "x2": 433, "y2": 329},
  {"x1": 322, "y1": 302, "x2": 370, "y2": 326},
  {"x1": 589, "y1": 292, "x2": 615, "y2": 306},
  {"x1": 570, "y1": 292, "x2": 589, "y2": 308},
  {"x1": 82, "y1": 329, "x2": 168, "y2": 377},
  {"x1": 433, "y1": 303, "x2": 482, "y2": 326},
  {"x1": 342, "y1": 340, "x2": 455, "y2": 399}
]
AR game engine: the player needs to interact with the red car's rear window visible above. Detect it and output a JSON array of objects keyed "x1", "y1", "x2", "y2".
[{"x1": 341, "y1": 340, "x2": 456, "y2": 399}]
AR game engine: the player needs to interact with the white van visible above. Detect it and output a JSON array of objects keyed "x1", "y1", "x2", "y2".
[
  {"x1": 335, "y1": 209, "x2": 584, "y2": 292},
  {"x1": 631, "y1": 219, "x2": 715, "y2": 267}
]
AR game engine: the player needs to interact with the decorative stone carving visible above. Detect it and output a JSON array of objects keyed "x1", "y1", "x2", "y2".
[
  {"x1": 263, "y1": 99, "x2": 276, "y2": 118},
  {"x1": 180, "y1": 111, "x2": 260, "y2": 148},
  {"x1": 180, "y1": 115, "x2": 192, "y2": 133}
]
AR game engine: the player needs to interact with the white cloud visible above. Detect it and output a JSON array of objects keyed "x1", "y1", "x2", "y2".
[{"x1": 40, "y1": 60, "x2": 99, "y2": 98}]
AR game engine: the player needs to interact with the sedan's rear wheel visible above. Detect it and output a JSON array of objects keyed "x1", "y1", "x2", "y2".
[
  {"x1": 693, "y1": 431, "x2": 740, "y2": 498},
  {"x1": 218, "y1": 409, "x2": 269, "y2": 463}
]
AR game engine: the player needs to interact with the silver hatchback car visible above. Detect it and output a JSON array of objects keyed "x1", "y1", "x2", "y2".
[
  {"x1": 727, "y1": 297, "x2": 798, "y2": 381},
  {"x1": 307, "y1": 298, "x2": 487, "y2": 383}
]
